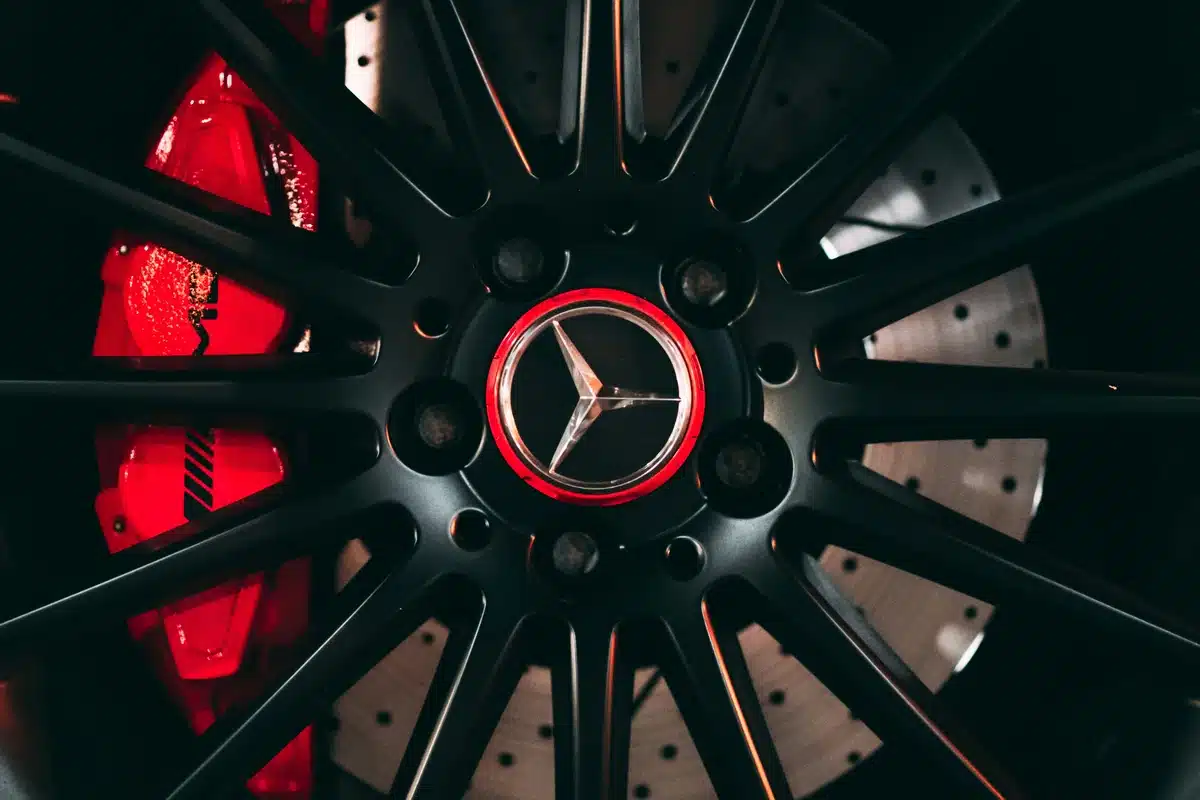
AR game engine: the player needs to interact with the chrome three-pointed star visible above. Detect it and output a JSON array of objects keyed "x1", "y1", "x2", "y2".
[{"x1": 548, "y1": 320, "x2": 681, "y2": 474}]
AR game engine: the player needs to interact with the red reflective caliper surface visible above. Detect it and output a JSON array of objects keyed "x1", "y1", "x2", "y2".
[{"x1": 91, "y1": 1, "x2": 328, "y2": 795}]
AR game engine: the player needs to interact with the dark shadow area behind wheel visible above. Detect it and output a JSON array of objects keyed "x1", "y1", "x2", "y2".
[{"x1": 0, "y1": 2, "x2": 211, "y2": 797}]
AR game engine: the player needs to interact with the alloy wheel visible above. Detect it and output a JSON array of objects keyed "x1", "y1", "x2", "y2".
[{"x1": 1, "y1": 1, "x2": 1199, "y2": 798}]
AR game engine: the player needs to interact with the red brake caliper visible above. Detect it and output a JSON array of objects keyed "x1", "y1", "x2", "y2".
[{"x1": 91, "y1": 1, "x2": 328, "y2": 796}]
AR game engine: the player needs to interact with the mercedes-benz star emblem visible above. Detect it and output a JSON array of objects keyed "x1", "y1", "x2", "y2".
[
  {"x1": 546, "y1": 319, "x2": 681, "y2": 473},
  {"x1": 486, "y1": 288, "x2": 706, "y2": 506}
]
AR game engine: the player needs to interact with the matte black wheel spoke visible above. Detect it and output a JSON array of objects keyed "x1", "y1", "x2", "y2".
[
  {"x1": 164, "y1": 552, "x2": 441, "y2": 800},
  {"x1": 388, "y1": 622, "x2": 473, "y2": 795},
  {"x1": 0, "y1": 354, "x2": 374, "y2": 422},
  {"x1": 177, "y1": 0, "x2": 451, "y2": 231},
  {"x1": 661, "y1": 600, "x2": 791, "y2": 800},
  {"x1": 745, "y1": 0, "x2": 1022, "y2": 250},
  {"x1": 818, "y1": 359, "x2": 1200, "y2": 443},
  {"x1": 804, "y1": 129, "x2": 1200, "y2": 336},
  {"x1": 0, "y1": 133, "x2": 390, "y2": 321},
  {"x1": 397, "y1": 599, "x2": 528, "y2": 799},
  {"x1": 564, "y1": 0, "x2": 625, "y2": 178},
  {"x1": 550, "y1": 618, "x2": 633, "y2": 800},
  {"x1": 410, "y1": 0, "x2": 534, "y2": 193},
  {"x1": 0, "y1": 470, "x2": 386, "y2": 654},
  {"x1": 753, "y1": 555, "x2": 1023, "y2": 799},
  {"x1": 668, "y1": 0, "x2": 784, "y2": 188},
  {"x1": 810, "y1": 465, "x2": 1200, "y2": 675}
]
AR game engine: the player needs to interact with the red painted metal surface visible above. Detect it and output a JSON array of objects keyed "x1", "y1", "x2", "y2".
[{"x1": 90, "y1": 1, "x2": 328, "y2": 795}]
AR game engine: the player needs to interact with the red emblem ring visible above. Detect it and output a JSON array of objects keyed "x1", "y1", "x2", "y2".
[{"x1": 486, "y1": 288, "x2": 706, "y2": 506}]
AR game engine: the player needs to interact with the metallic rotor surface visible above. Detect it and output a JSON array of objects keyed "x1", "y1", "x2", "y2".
[{"x1": 332, "y1": 1, "x2": 1047, "y2": 798}]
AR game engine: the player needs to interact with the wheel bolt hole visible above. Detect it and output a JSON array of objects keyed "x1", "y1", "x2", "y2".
[
  {"x1": 698, "y1": 420, "x2": 793, "y2": 518},
  {"x1": 604, "y1": 207, "x2": 638, "y2": 237},
  {"x1": 663, "y1": 247, "x2": 754, "y2": 328},
  {"x1": 551, "y1": 531, "x2": 600, "y2": 578},
  {"x1": 494, "y1": 237, "x2": 545, "y2": 286},
  {"x1": 678, "y1": 260, "x2": 728, "y2": 308},
  {"x1": 413, "y1": 297, "x2": 451, "y2": 339},
  {"x1": 664, "y1": 536, "x2": 705, "y2": 581},
  {"x1": 416, "y1": 403, "x2": 462, "y2": 449},
  {"x1": 756, "y1": 342, "x2": 797, "y2": 385},
  {"x1": 715, "y1": 438, "x2": 764, "y2": 489},
  {"x1": 451, "y1": 509, "x2": 491, "y2": 552},
  {"x1": 389, "y1": 380, "x2": 483, "y2": 475}
]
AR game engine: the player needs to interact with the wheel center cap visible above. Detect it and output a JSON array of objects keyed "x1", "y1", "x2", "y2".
[{"x1": 486, "y1": 288, "x2": 706, "y2": 506}]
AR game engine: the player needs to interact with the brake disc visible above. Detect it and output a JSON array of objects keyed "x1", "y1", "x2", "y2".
[{"x1": 331, "y1": 2, "x2": 1046, "y2": 798}]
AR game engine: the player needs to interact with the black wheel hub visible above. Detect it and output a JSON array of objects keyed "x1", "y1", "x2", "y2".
[{"x1": 449, "y1": 243, "x2": 750, "y2": 538}]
